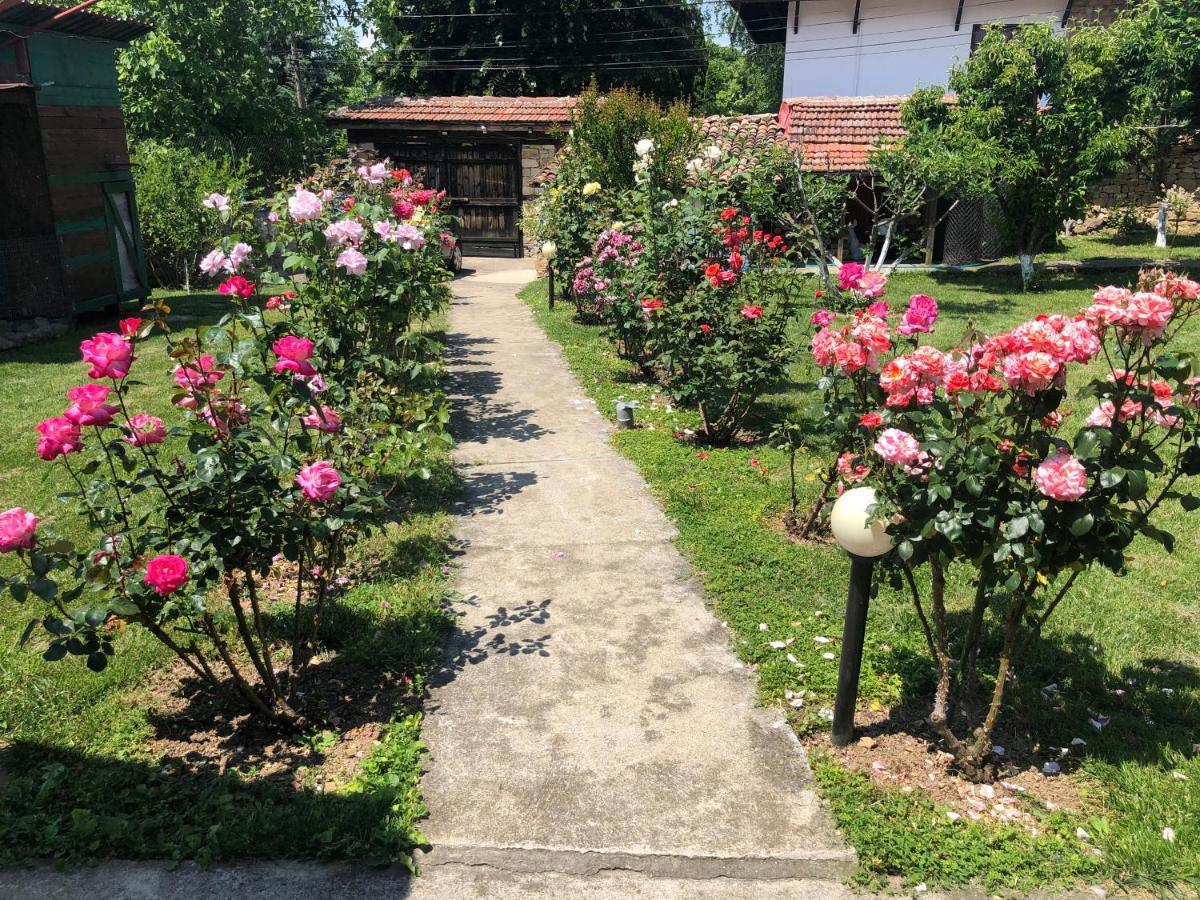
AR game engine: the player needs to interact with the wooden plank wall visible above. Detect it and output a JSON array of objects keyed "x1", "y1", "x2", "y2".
[
  {"x1": 39, "y1": 105, "x2": 131, "y2": 310},
  {"x1": 0, "y1": 90, "x2": 68, "y2": 319}
]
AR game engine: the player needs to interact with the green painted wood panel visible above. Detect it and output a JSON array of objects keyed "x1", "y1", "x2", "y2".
[{"x1": 26, "y1": 33, "x2": 121, "y2": 108}]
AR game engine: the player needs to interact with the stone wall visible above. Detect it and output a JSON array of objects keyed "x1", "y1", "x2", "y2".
[
  {"x1": 0, "y1": 315, "x2": 71, "y2": 351},
  {"x1": 1088, "y1": 142, "x2": 1200, "y2": 230},
  {"x1": 521, "y1": 143, "x2": 560, "y2": 257}
]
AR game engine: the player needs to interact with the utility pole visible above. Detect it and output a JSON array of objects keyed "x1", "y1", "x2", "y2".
[{"x1": 289, "y1": 33, "x2": 307, "y2": 111}]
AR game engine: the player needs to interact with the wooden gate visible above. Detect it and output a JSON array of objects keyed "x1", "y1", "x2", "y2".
[{"x1": 375, "y1": 138, "x2": 523, "y2": 258}]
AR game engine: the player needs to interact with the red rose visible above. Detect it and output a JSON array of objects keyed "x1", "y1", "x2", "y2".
[
  {"x1": 859, "y1": 412, "x2": 884, "y2": 429},
  {"x1": 719, "y1": 207, "x2": 738, "y2": 222},
  {"x1": 741, "y1": 305, "x2": 764, "y2": 320},
  {"x1": 218, "y1": 275, "x2": 255, "y2": 299},
  {"x1": 704, "y1": 263, "x2": 721, "y2": 278},
  {"x1": 119, "y1": 317, "x2": 143, "y2": 337},
  {"x1": 700, "y1": 324, "x2": 712, "y2": 334}
]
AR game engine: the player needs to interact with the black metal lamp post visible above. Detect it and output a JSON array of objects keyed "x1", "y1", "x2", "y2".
[
  {"x1": 542, "y1": 241, "x2": 557, "y2": 310},
  {"x1": 828, "y1": 486, "x2": 893, "y2": 748}
]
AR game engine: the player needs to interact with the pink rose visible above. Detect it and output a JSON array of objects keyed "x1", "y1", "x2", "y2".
[
  {"x1": 850, "y1": 315, "x2": 891, "y2": 356},
  {"x1": 811, "y1": 329, "x2": 844, "y2": 368},
  {"x1": 272, "y1": 336, "x2": 317, "y2": 378},
  {"x1": 741, "y1": 304, "x2": 764, "y2": 320},
  {"x1": 218, "y1": 275, "x2": 255, "y2": 299},
  {"x1": 837, "y1": 262, "x2": 865, "y2": 291},
  {"x1": 174, "y1": 356, "x2": 225, "y2": 399},
  {"x1": 227, "y1": 242, "x2": 252, "y2": 272},
  {"x1": 898, "y1": 294, "x2": 938, "y2": 336},
  {"x1": 1033, "y1": 451, "x2": 1088, "y2": 502},
  {"x1": 866, "y1": 300, "x2": 890, "y2": 317},
  {"x1": 125, "y1": 413, "x2": 166, "y2": 447},
  {"x1": 811, "y1": 309, "x2": 836, "y2": 328},
  {"x1": 1125, "y1": 292, "x2": 1174, "y2": 344},
  {"x1": 36, "y1": 416, "x2": 83, "y2": 460},
  {"x1": 336, "y1": 248, "x2": 368, "y2": 276},
  {"x1": 857, "y1": 270, "x2": 888, "y2": 299},
  {"x1": 200, "y1": 249, "x2": 228, "y2": 277},
  {"x1": 392, "y1": 200, "x2": 415, "y2": 219},
  {"x1": 203, "y1": 192, "x2": 230, "y2": 212},
  {"x1": 302, "y1": 405, "x2": 342, "y2": 433},
  {"x1": 874, "y1": 427, "x2": 922, "y2": 466},
  {"x1": 80, "y1": 332, "x2": 134, "y2": 380},
  {"x1": 296, "y1": 461, "x2": 341, "y2": 503},
  {"x1": 65, "y1": 384, "x2": 118, "y2": 427},
  {"x1": 1002, "y1": 350, "x2": 1059, "y2": 395},
  {"x1": 0, "y1": 507, "x2": 38, "y2": 553},
  {"x1": 144, "y1": 554, "x2": 189, "y2": 596},
  {"x1": 324, "y1": 219, "x2": 365, "y2": 246},
  {"x1": 289, "y1": 188, "x2": 324, "y2": 223},
  {"x1": 1061, "y1": 319, "x2": 1100, "y2": 363}
]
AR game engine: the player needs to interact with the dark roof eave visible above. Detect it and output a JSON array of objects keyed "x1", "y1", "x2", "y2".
[
  {"x1": 0, "y1": 1, "x2": 151, "y2": 43},
  {"x1": 328, "y1": 117, "x2": 567, "y2": 136},
  {"x1": 731, "y1": 0, "x2": 789, "y2": 45}
]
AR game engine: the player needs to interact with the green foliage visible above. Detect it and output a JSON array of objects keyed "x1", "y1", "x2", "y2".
[
  {"x1": 694, "y1": 40, "x2": 783, "y2": 117},
  {"x1": 905, "y1": 23, "x2": 1134, "y2": 287},
  {"x1": 363, "y1": 0, "x2": 706, "y2": 103},
  {"x1": 100, "y1": 0, "x2": 366, "y2": 185},
  {"x1": 131, "y1": 141, "x2": 255, "y2": 288},
  {"x1": 811, "y1": 754, "x2": 1098, "y2": 891},
  {"x1": 570, "y1": 85, "x2": 698, "y2": 196}
]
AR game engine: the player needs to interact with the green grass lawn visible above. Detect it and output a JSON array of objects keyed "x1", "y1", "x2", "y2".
[
  {"x1": 520, "y1": 268, "x2": 1200, "y2": 893},
  {"x1": 0, "y1": 291, "x2": 456, "y2": 866},
  {"x1": 1019, "y1": 230, "x2": 1200, "y2": 265}
]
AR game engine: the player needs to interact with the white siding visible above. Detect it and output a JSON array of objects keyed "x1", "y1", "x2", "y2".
[{"x1": 781, "y1": 0, "x2": 1067, "y2": 98}]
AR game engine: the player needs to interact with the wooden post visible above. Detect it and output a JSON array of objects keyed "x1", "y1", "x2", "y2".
[{"x1": 924, "y1": 196, "x2": 939, "y2": 265}]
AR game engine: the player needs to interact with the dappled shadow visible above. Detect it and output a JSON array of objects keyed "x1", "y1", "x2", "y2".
[
  {"x1": 428, "y1": 597, "x2": 553, "y2": 691},
  {"x1": 445, "y1": 332, "x2": 551, "y2": 447},
  {"x1": 451, "y1": 469, "x2": 539, "y2": 518},
  {"x1": 0, "y1": 739, "x2": 429, "y2": 877},
  {"x1": 0, "y1": 293, "x2": 224, "y2": 365},
  {"x1": 878, "y1": 617, "x2": 1200, "y2": 775}
]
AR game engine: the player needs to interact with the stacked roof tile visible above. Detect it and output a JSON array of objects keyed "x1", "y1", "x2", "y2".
[{"x1": 328, "y1": 95, "x2": 578, "y2": 127}]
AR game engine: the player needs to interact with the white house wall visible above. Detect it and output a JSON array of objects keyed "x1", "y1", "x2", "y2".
[{"x1": 781, "y1": 0, "x2": 1067, "y2": 97}]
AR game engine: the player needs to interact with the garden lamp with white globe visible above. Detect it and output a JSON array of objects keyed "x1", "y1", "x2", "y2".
[{"x1": 828, "y1": 486, "x2": 893, "y2": 747}]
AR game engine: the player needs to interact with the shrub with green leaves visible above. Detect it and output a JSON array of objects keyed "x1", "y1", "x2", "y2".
[{"x1": 132, "y1": 141, "x2": 255, "y2": 288}]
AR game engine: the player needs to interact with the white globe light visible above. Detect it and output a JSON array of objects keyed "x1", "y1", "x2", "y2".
[
  {"x1": 541, "y1": 241, "x2": 557, "y2": 260},
  {"x1": 830, "y1": 487, "x2": 892, "y2": 558}
]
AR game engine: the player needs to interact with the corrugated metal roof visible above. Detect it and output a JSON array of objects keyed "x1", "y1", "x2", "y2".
[
  {"x1": 328, "y1": 95, "x2": 578, "y2": 128},
  {"x1": 0, "y1": 1, "x2": 151, "y2": 43}
]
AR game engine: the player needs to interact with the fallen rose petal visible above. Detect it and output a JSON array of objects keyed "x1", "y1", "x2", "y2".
[
  {"x1": 1163, "y1": 827, "x2": 1176, "y2": 843},
  {"x1": 1076, "y1": 827, "x2": 1091, "y2": 841}
]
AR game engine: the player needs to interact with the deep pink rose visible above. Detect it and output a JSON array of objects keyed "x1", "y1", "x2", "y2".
[
  {"x1": 65, "y1": 384, "x2": 119, "y2": 427},
  {"x1": 80, "y1": 332, "x2": 134, "y2": 380},
  {"x1": 174, "y1": 355, "x2": 225, "y2": 391},
  {"x1": 296, "y1": 461, "x2": 341, "y2": 503},
  {"x1": 858, "y1": 271, "x2": 888, "y2": 299},
  {"x1": 0, "y1": 507, "x2": 38, "y2": 553},
  {"x1": 741, "y1": 304, "x2": 764, "y2": 320},
  {"x1": 1034, "y1": 451, "x2": 1088, "y2": 502},
  {"x1": 837, "y1": 262, "x2": 865, "y2": 291},
  {"x1": 272, "y1": 336, "x2": 317, "y2": 378},
  {"x1": 144, "y1": 554, "x2": 189, "y2": 596},
  {"x1": 218, "y1": 275, "x2": 255, "y2": 299},
  {"x1": 36, "y1": 416, "x2": 83, "y2": 460},
  {"x1": 812, "y1": 309, "x2": 836, "y2": 327},
  {"x1": 302, "y1": 405, "x2": 342, "y2": 433},
  {"x1": 899, "y1": 294, "x2": 939, "y2": 336},
  {"x1": 125, "y1": 414, "x2": 167, "y2": 447}
]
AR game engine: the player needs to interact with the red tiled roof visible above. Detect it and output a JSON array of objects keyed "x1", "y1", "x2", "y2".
[
  {"x1": 780, "y1": 95, "x2": 910, "y2": 172},
  {"x1": 697, "y1": 113, "x2": 788, "y2": 168},
  {"x1": 328, "y1": 95, "x2": 578, "y2": 128}
]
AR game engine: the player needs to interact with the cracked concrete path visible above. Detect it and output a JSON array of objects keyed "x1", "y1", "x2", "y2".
[{"x1": 411, "y1": 258, "x2": 856, "y2": 894}]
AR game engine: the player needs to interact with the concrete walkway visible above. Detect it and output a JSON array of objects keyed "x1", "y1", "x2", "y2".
[{"x1": 413, "y1": 258, "x2": 855, "y2": 894}]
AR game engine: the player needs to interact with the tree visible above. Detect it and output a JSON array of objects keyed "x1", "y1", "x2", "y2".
[
  {"x1": 363, "y1": 0, "x2": 707, "y2": 103},
  {"x1": 99, "y1": 0, "x2": 367, "y2": 185},
  {"x1": 693, "y1": 10, "x2": 782, "y2": 117},
  {"x1": 906, "y1": 23, "x2": 1131, "y2": 289},
  {"x1": 1107, "y1": 0, "x2": 1200, "y2": 247}
]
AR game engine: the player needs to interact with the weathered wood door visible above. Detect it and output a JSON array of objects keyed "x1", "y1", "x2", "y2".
[
  {"x1": 372, "y1": 137, "x2": 523, "y2": 258},
  {"x1": 445, "y1": 142, "x2": 521, "y2": 257}
]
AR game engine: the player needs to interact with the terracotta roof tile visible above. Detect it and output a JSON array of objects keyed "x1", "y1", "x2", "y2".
[
  {"x1": 779, "y1": 95, "x2": 912, "y2": 172},
  {"x1": 328, "y1": 95, "x2": 578, "y2": 127}
]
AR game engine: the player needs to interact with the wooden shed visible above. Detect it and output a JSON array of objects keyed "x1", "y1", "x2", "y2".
[
  {"x1": 328, "y1": 96, "x2": 576, "y2": 258},
  {"x1": 0, "y1": 0, "x2": 151, "y2": 347}
]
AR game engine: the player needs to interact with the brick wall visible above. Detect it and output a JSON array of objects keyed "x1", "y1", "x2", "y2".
[{"x1": 1089, "y1": 142, "x2": 1200, "y2": 228}]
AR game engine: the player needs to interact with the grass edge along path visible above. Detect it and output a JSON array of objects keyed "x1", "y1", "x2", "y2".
[
  {"x1": 518, "y1": 276, "x2": 1199, "y2": 895},
  {"x1": 0, "y1": 292, "x2": 459, "y2": 868}
]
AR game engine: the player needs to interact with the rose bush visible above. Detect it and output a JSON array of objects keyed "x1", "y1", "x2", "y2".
[
  {"x1": 811, "y1": 268, "x2": 1200, "y2": 778},
  {"x1": 0, "y1": 159, "x2": 453, "y2": 728}
]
